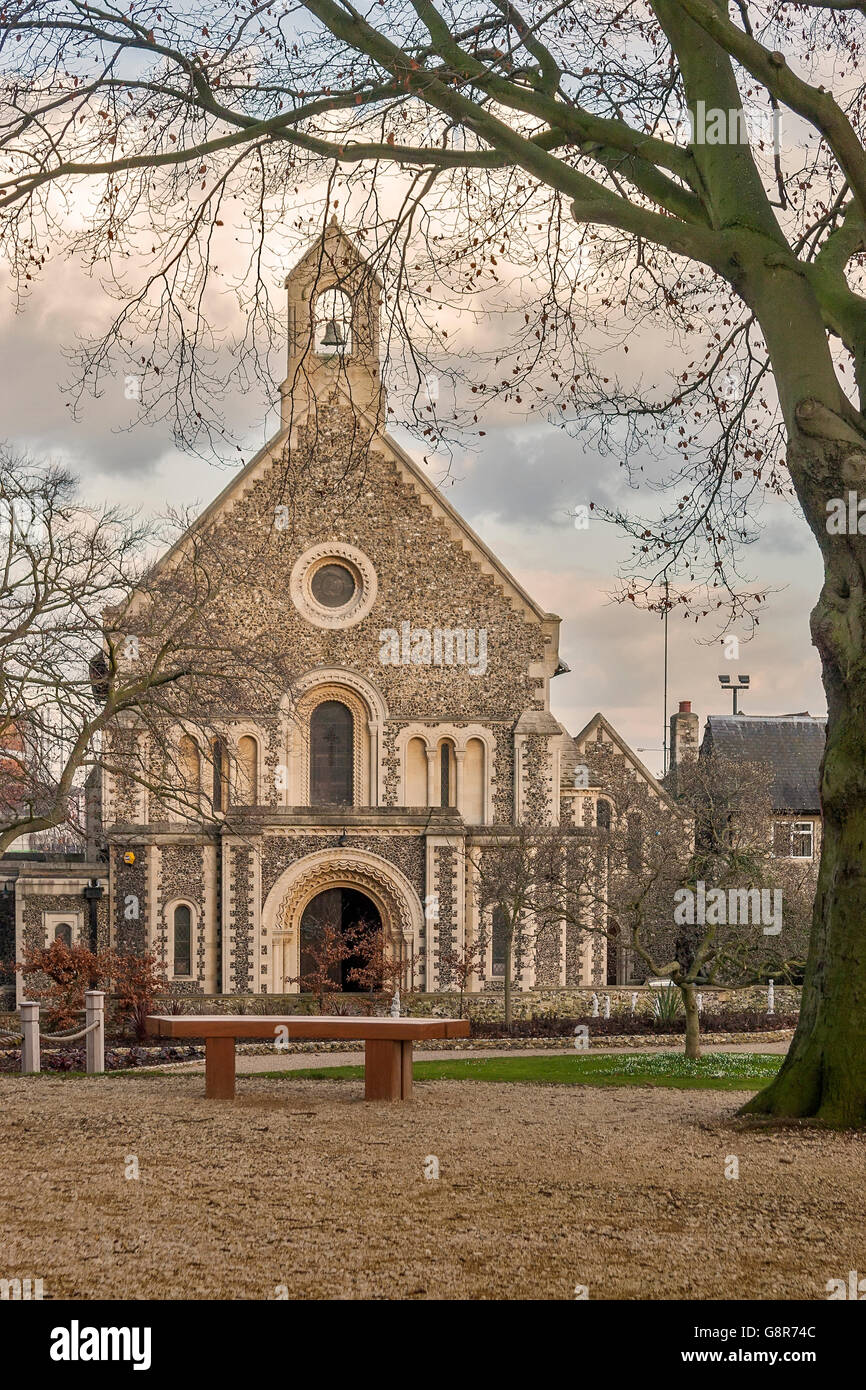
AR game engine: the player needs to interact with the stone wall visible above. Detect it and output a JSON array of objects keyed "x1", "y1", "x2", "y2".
[{"x1": 145, "y1": 983, "x2": 800, "y2": 1020}]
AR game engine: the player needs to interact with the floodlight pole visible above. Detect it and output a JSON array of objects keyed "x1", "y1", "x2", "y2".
[
  {"x1": 662, "y1": 577, "x2": 670, "y2": 776},
  {"x1": 719, "y1": 676, "x2": 750, "y2": 715}
]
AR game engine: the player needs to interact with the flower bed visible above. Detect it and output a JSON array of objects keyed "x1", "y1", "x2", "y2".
[
  {"x1": 0, "y1": 1044, "x2": 203, "y2": 1073},
  {"x1": 469, "y1": 1009, "x2": 798, "y2": 1038}
]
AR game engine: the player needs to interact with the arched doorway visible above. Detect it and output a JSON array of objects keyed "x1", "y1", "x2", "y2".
[
  {"x1": 299, "y1": 886, "x2": 382, "y2": 992},
  {"x1": 263, "y1": 846, "x2": 423, "y2": 995}
]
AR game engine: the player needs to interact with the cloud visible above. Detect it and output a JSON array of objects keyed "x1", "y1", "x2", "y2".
[
  {"x1": 419, "y1": 422, "x2": 625, "y2": 528},
  {"x1": 0, "y1": 252, "x2": 827, "y2": 764}
]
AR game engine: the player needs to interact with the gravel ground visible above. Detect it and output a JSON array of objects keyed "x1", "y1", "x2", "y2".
[{"x1": 0, "y1": 1071, "x2": 862, "y2": 1301}]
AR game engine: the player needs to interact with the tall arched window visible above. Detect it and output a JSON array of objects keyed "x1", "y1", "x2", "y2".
[
  {"x1": 464, "y1": 738, "x2": 485, "y2": 823},
  {"x1": 179, "y1": 735, "x2": 200, "y2": 807},
  {"x1": 237, "y1": 736, "x2": 258, "y2": 805},
  {"x1": 491, "y1": 906, "x2": 508, "y2": 978},
  {"x1": 211, "y1": 737, "x2": 228, "y2": 813},
  {"x1": 405, "y1": 737, "x2": 427, "y2": 806},
  {"x1": 173, "y1": 904, "x2": 192, "y2": 977},
  {"x1": 314, "y1": 287, "x2": 353, "y2": 355},
  {"x1": 597, "y1": 799, "x2": 612, "y2": 830},
  {"x1": 627, "y1": 812, "x2": 642, "y2": 871},
  {"x1": 439, "y1": 739, "x2": 456, "y2": 808},
  {"x1": 54, "y1": 922, "x2": 73, "y2": 949},
  {"x1": 310, "y1": 701, "x2": 354, "y2": 806}
]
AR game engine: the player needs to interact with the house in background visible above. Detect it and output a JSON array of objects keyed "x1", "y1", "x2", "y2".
[{"x1": 669, "y1": 700, "x2": 826, "y2": 870}]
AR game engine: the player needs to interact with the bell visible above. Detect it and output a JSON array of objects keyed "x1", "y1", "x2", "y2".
[{"x1": 321, "y1": 318, "x2": 345, "y2": 347}]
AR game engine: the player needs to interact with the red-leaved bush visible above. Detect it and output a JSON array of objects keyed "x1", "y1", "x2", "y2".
[
  {"x1": 110, "y1": 952, "x2": 169, "y2": 1041},
  {"x1": 15, "y1": 942, "x2": 167, "y2": 1039},
  {"x1": 15, "y1": 941, "x2": 113, "y2": 1030}
]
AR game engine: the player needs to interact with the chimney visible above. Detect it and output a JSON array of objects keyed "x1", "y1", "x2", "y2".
[{"x1": 669, "y1": 700, "x2": 699, "y2": 787}]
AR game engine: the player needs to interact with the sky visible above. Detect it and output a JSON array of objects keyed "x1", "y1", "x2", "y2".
[{"x1": 0, "y1": 247, "x2": 826, "y2": 780}]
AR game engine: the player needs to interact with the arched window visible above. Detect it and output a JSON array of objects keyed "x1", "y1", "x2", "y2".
[
  {"x1": 237, "y1": 736, "x2": 258, "y2": 805},
  {"x1": 313, "y1": 287, "x2": 352, "y2": 355},
  {"x1": 310, "y1": 701, "x2": 354, "y2": 806},
  {"x1": 491, "y1": 906, "x2": 508, "y2": 978},
  {"x1": 464, "y1": 738, "x2": 485, "y2": 823},
  {"x1": 54, "y1": 922, "x2": 73, "y2": 949},
  {"x1": 627, "y1": 812, "x2": 642, "y2": 871},
  {"x1": 606, "y1": 921, "x2": 619, "y2": 985},
  {"x1": 405, "y1": 737, "x2": 427, "y2": 806},
  {"x1": 597, "y1": 799, "x2": 611, "y2": 830},
  {"x1": 179, "y1": 735, "x2": 200, "y2": 807},
  {"x1": 173, "y1": 904, "x2": 192, "y2": 977},
  {"x1": 211, "y1": 737, "x2": 228, "y2": 813},
  {"x1": 439, "y1": 739, "x2": 456, "y2": 808}
]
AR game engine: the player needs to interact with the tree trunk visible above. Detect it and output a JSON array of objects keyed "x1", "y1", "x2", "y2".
[
  {"x1": 681, "y1": 983, "x2": 701, "y2": 1060},
  {"x1": 744, "y1": 555, "x2": 866, "y2": 1124},
  {"x1": 730, "y1": 262, "x2": 866, "y2": 1125},
  {"x1": 504, "y1": 939, "x2": 513, "y2": 1032}
]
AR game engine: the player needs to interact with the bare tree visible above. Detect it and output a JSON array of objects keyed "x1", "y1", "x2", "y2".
[
  {"x1": 439, "y1": 933, "x2": 488, "y2": 1018},
  {"x1": 0, "y1": 448, "x2": 294, "y2": 858},
  {"x1": 471, "y1": 826, "x2": 546, "y2": 1030},
  {"x1": 2, "y1": 2, "x2": 866, "y2": 1116}
]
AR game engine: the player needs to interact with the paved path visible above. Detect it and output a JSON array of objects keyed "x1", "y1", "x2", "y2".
[{"x1": 167, "y1": 1037, "x2": 790, "y2": 1075}]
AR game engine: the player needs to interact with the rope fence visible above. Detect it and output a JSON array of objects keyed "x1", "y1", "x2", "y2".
[{"x1": 38, "y1": 1021, "x2": 100, "y2": 1044}]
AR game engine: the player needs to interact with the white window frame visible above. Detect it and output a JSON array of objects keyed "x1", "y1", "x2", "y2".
[
  {"x1": 790, "y1": 820, "x2": 815, "y2": 859},
  {"x1": 774, "y1": 819, "x2": 815, "y2": 859}
]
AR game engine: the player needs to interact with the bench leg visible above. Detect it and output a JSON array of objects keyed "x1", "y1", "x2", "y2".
[
  {"x1": 205, "y1": 1036, "x2": 236, "y2": 1099},
  {"x1": 364, "y1": 1039, "x2": 402, "y2": 1101},
  {"x1": 400, "y1": 1039, "x2": 413, "y2": 1100}
]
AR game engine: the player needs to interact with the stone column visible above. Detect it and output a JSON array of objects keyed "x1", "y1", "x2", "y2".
[{"x1": 426, "y1": 747, "x2": 438, "y2": 807}]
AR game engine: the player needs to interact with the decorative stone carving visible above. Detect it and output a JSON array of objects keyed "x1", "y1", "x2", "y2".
[
  {"x1": 261, "y1": 846, "x2": 424, "y2": 992},
  {"x1": 290, "y1": 541, "x2": 378, "y2": 629}
]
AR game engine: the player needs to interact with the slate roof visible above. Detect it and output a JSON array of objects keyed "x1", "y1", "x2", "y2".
[{"x1": 701, "y1": 715, "x2": 826, "y2": 813}]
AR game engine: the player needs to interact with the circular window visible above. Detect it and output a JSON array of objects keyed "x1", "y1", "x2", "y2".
[
  {"x1": 310, "y1": 562, "x2": 357, "y2": 609},
  {"x1": 290, "y1": 543, "x2": 377, "y2": 629}
]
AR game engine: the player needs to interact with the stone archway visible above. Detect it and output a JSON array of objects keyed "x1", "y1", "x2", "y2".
[{"x1": 262, "y1": 847, "x2": 423, "y2": 995}]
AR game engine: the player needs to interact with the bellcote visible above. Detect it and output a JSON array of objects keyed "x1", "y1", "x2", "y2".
[{"x1": 280, "y1": 217, "x2": 384, "y2": 426}]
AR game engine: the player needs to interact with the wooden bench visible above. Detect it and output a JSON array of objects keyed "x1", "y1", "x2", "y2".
[{"x1": 146, "y1": 1014, "x2": 470, "y2": 1100}]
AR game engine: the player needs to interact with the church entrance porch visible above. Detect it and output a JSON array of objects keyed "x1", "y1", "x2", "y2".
[{"x1": 262, "y1": 845, "x2": 424, "y2": 995}]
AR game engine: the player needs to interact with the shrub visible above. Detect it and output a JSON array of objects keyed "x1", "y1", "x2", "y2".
[
  {"x1": 651, "y1": 984, "x2": 683, "y2": 1026},
  {"x1": 111, "y1": 953, "x2": 169, "y2": 1041},
  {"x1": 15, "y1": 941, "x2": 113, "y2": 1030},
  {"x1": 15, "y1": 943, "x2": 170, "y2": 1040},
  {"x1": 469, "y1": 1008, "x2": 797, "y2": 1039}
]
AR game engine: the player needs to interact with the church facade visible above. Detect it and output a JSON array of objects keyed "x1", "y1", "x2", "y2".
[{"x1": 7, "y1": 223, "x2": 677, "y2": 1004}]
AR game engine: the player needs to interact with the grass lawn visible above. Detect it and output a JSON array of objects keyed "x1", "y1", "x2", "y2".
[{"x1": 261, "y1": 1050, "x2": 784, "y2": 1092}]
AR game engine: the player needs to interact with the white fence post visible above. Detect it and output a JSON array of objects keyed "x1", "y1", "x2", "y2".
[
  {"x1": 20, "y1": 1001, "x2": 40, "y2": 1074},
  {"x1": 85, "y1": 991, "x2": 105, "y2": 1074}
]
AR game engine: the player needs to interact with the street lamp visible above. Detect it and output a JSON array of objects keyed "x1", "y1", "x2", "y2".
[
  {"x1": 719, "y1": 673, "x2": 750, "y2": 715},
  {"x1": 83, "y1": 878, "x2": 104, "y2": 953}
]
